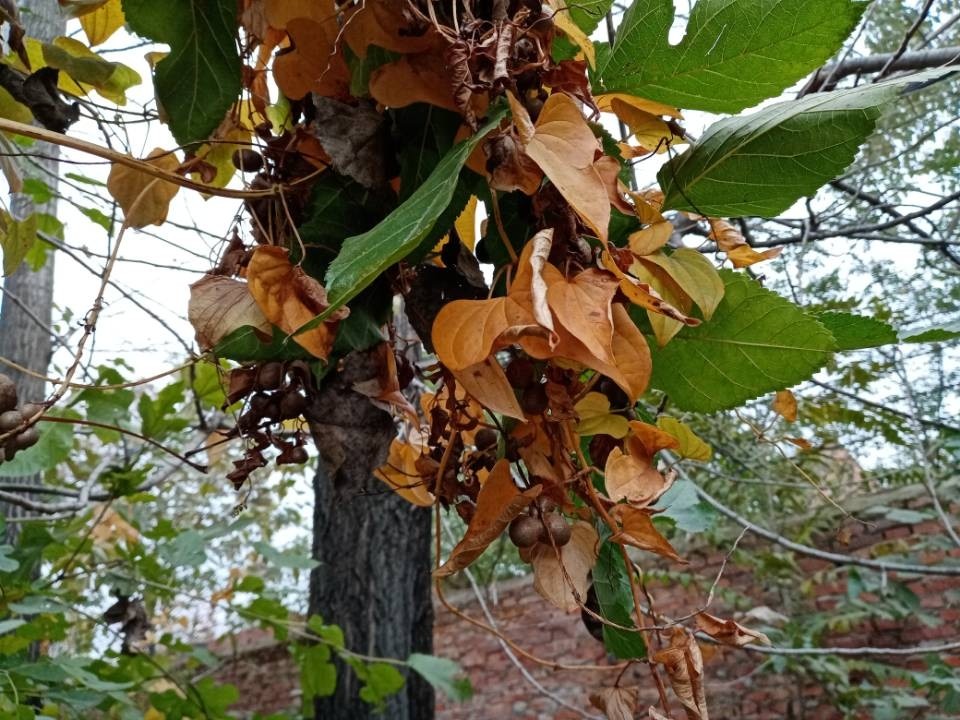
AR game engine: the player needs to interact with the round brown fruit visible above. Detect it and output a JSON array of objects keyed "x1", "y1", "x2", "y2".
[
  {"x1": 541, "y1": 513, "x2": 572, "y2": 547},
  {"x1": 15, "y1": 426, "x2": 39, "y2": 449},
  {"x1": 0, "y1": 410, "x2": 24, "y2": 432},
  {"x1": 520, "y1": 383, "x2": 549, "y2": 415},
  {"x1": 474, "y1": 428, "x2": 498, "y2": 451},
  {"x1": 509, "y1": 515, "x2": 542, "y2": 548},
  {"x1": 20, "y1": 402, "x2": 43, "y2": 419},
  {"x1": 0, "y1": 375, "x2": 17, "y2": 413},
  {"x1": 3, "y1": 439, "x2": 18, "y2": 462},
  {"x1": 278, "y1": 391, "x2": 307, "y2": 419},
  {"x1": 231, "y1": 148, "x2": 264, "y2": 173},
  {"x1": 255, "y1": 362, "x2": 285, "y2": 391}
]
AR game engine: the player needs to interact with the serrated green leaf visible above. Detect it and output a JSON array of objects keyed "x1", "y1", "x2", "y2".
[
  {"x1": 312, "y1": 106, "x2": 508, "y2": 328},
  {"x1": 648, "y1": 270, "x2": 836, "y2": 412},
  {"x1": 659, "y1": 70, "x2": 958, "y2": 217},
  {"x1": 408, "y1": 653, "x2": 473, "y2": 702},
  {"x1": 295, "y1": 643, "x2": 337, "y2": 705},
  {"x1": 593, "y1": 541, "x2": 646, "y2": 659},
  {"x1": 902, "y1": 318, "x2": 960, "y2": 344},
  {"x1": 814, "y1": 311, "x2": 898, "y2": 350},
  {"x1": 213, "y1": 325, "x2": 315, "y2": 363},
  {"x1": 654, "y1": 479, "x2": 715, "y2": 533},
  {"x1": 598, "y1": 0, "x2": 866, "y2": 113},
  {"x1": 122, "y1": 0, "x2": 241, "y2": 144}
]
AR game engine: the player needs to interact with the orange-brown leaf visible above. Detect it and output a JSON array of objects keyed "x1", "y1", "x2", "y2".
[
  {"x1": 545, "y1": 266, "x2": 618, "y2": 364},
  {"x1": 343, "y1": 0, "x2": 438, "y2": 58},
  {"x1": 246, "y1": 246, "x2": 346, "y2": 360},
  {"x1": 611, "y1": 505, "x2": 684, "y2": 562},
  {"x1": 188, "y1": 275, "x2": 270, "y2": 351},
  {"x1": 435, "y1": 460, "x2": 541, "y2": 576},
  {"x1": 590, "y1": 686, "x2": 640, "y2": 720},
  {"x1": 596, "y1": 93, "x2": 682, "y2": 119},
  {"x1": 452, "y1": 358, "x2": 526, "y2": 421},
  {"x1": 695, "y1": 611, "x2": 771, "y2": 648},
  {"x1": 106, "y1": 148, "x2": 180, "y2": 228},
  {"x1": 627, "y1": 421, "x2": 680, "y2": 457},
  {"x1": 772, "y1": 389, "x2": 798, "y2": 422},
  {"x1": 529, "y1": 520, "x2": 599, "y2": 612},
  {"x1": 604, "y1": 448, "x2": 671, "y2": 507},
  {"x1": 369, "y1": 52, "x2": 457, "y2": 111},
  {"x1": 273, "y1": 17, "x2": 350, "y2": 100},
  {"x1": 652, "y1": 628, "x2": 708, "y2": 720},
  {"x1": 374, "y1": 438, "x2": 435, "y2": 507}
]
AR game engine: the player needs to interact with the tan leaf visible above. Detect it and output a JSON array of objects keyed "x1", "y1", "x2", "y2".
[
  {"x1": 772, "y1": 389, "x2": 798, "y2": 422},
  {"x1": 369, "y1": 52, "x2": 457, "y2": 111},
  {"x1": 629, "y1": 221, "x2": 673, "y2": 256},
  {"x1": 648, "y1": 707, "x2": 676, "y2": 720},
  {"x1": 545, "y1": 0, "x2": 595, "y2": 67},
  {"x1": 589, "y1": 686, "x2": 639, "y2": 720},
  {"x1": 596, "y1": 93, "x2": 682, "y2": 119},
  {"x1": 246, "y1": 246, "x2": 346, "y2": 360},
  {"x1": 529, "y1": 520, "x2": 599, "y2": 612},
  {"x1": 545, "y1": 266, "x2": 619, "y2": 364},
  {"x1": 628, "y1": 189, "x2": 667, "y2": 225},
  {"x1": 188, "y1": 275, "x2": 271, "y2": 351},
  {"x1": 343, "y1": 0, "x2": 438, "y2": 58},
  {"x1": 529, "y1": 228, "x2": 557, "y2": 344},
  {"x1": 707, "y1": 218, "x2": 782, "y2": 268},
  {"x1": 638, "y1": 249, "x2": 725, "y2": 320},
  {"x1": 106, "y1": 148, "x2": 180, "y2": 228},
  {"x1": 574, "y1": 392, "x2": 629, "y2": 439},
  {"x1": 525, "y1": 93, "x2": 610, "y2": 244},
  {"x1": 656, "y1": 417, "x2": 711, "y2": 462},
  {"x1": 602, "y1": 251, "x2": 698, "y2": 327},
  {"x1": 726, "y1": 244, "x2": 783, "y2": 268},
  {"x1": 436, "y1": 460, "x2": 541, "y2": 576},
  {"x1": 604, "y1": 448, "x2": 671, "y2": 506},
  {"x1": 374, "y1": 438, "x2": 435, "y2": 507},
  {"x1": 273, "y1": 17, "x2": 350, "y2": 100},
  {"x1": 454, "y1": 195, "x2": 478, "y2": 251},
  {"x1": 652, "y1": 628, "x2": 709, "y2": 720},
  {"x1": 611, "y1": 505, "x2": 684, "y2": 562},
  {"x1": 609, "y1": 97, "x2": 684, "y2": 153},
  {"x1": 695, "y1": 611, "x2": 771, "y2": 648},
  {"x1": 453, "y1": 358, "x2": 526, "y2": 421},
  {"x1": 432, "y1": 296, "x2": 538, "y2": 371},
  {"x1": 79, "y1": 0, "x2": 124, "y2": 46}
]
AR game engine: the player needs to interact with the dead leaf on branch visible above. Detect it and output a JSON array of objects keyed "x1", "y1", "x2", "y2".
[
  {"x1": 590, "y1": 686, "x2": 640, "y2": 720},
  {"x1": 609, "y1": 97, "x2": 685, "y2": 154},
  {"x1": 374, "y1": 436, "x2": 435, "y2": 507},
  {"x1": 544, "y1": 265, "x2": 618, "y2": 364},
  {"x1": 707, "y1": 218, "x2": 781, "y2": 268},
  {"x1": 527, "y1": 520, "x2": 599, "y2": 612},
  {"x1": 273, "y1": 16, "x2": 350, "y2": 100},
  {"x1": 604, "y1": 448, "x2": 669, "y2": 506},
  {"x1": 106, "y1": 148, "x2": 180, "y2": 228},
  {"x1": 695, "y1": 611, "x2": 771, "y2": 648},
  {"x1": 772, "y1": 389, "x2": 798, "y2": 422},
  {"x1": 435, "y1": 459, "x2": 541, "y2": 576},
  {"x1": 351, "y1": 343, "x2": 419, "y2": 425},
  {"x1": 342, "y1": 0, "x2": 437, "y2": 59},
  {"x1": 611, "y1": 505, "x2": 684, "y2": 562},
  {"x1": 652, "y1": 628, "x2": 709, "y2": 720},
  {"x1": 188, "y1": 275, "x2": 271, "y2": 350},
  {"x1": 246, "y1": 245, "x2": 347, "y2": 360},
  {"x1": 451, "y1": 357, "x2": 526, "y2": 422},
  {"x1": 369, "y1": 52, "x2": 459, "y2": 111}
]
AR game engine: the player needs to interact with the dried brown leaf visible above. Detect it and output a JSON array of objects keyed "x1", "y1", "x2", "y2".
[
  {"x1": 188, "y1": 275, "x2": 271, "y2": 351},
  {"x1": 695, "y1": 611, "x2": 771, "y2": 648},
  {"x1": 106, "y1": 148, "x2": 180, "y2": 228},
  {"x1": 529, "y1": 520, "x2": 599, "y2": 612}
]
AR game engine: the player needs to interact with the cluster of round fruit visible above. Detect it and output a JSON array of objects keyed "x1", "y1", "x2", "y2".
[
  {"x1": 508, "y1": 500, "x2": 572, "y2": 548},
  {"x1": 0, "y1": 373, "x2": 41, "y2": 462}
]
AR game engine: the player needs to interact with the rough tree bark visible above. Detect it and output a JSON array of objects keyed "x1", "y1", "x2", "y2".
[
  {"x1": 306, "y1": 348, "x2": 434, "y2": 720},
  {"x1": 0, "y1": 0, "x2": 64, "y2": 543}
]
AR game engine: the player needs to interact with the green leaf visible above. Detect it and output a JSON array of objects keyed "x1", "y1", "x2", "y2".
[
  {"x1": 253, "y1": 541, "x2": 319, "y2": 570},
  {"x1": 295, "y1": 643, "x2": 337, "y2": 706},
  {"x1": 316, "y1": 105, "x2": 508, "y2": 324},
  {"x1": 0, "y1": 544, "x2": 20, "y2": 573},
  {"x1": 553, "y1": 0, "x2": 614, "y2": 61},
  {"x1": 659, "y1": 70, "x2": 958, "y2": 217},
  {"x1": 593, "y1": 541, "x2": 646, "y2": 659},
  {"x1": 353, "y1": 661, "x2": 405, "y2": 710},
  {"x1": 598, "y1": 0, "x2": 866, "y2": 113},
  {"x1": 213, "y1": 325, "x2": 315, "y2": 363},
  {"x1": 122, "y1": 0, "x2": 241, "y2": 144},
  {"x1": 902, "y1": 318, "x2": 960, "y2": 344},
  {"x1": 159, "y1": 529, "x2": 206, "y2": 567},
  {"x1": 407, "y1": 653, "x2": 473, "y2": 702},
  {"x1": 814, "y1": 311, "x2": 898, "y2": 350},
  {"x1": 654, "y1": 479, "x2": 714, "y2": 533},
  {"x1": 648, "y1": 270, "x2": 836, "y2": 412},
  {"x1": 0, "y1": 619, "x2": 25, "y2": 635},
  {"x1": 0, "y1": 210, "x2": 37, "y2": 276},
  {"x1": 0, "y1": 411, "x2": 74, "y2": 478}
]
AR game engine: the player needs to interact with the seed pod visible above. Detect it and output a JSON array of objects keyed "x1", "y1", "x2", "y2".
[
  {"x1": 278, "y1": 391, "x2": 307, "y2": 419},
  {"x1": 0, "y1": 375, "x2": 17, "y2": 413},
  {"x1": 474, "y1": 427, "x2": 498, "y2": 451},
  {"x1": 0, "y1": 410, "x2": 24, "y2": 432},
  {"x1": 541, "y1": 513, "x2": 572, "y2": 547},
  {"x1": 3, "y1": 439, "x2": 18, "y2": 462},
  {"x1": 15, "y1": 426, "x2": 39, "y2": 449},
  {"x1": 520, "y1": 383, "x2": 549, "y2": 415},
  {"x1": 248, "y1": 392, "x2": 273, "y2": 417},
  {"x1": 20, "y1": 402, "x2": 43, "y2": 419},
  {"x1": 598, "y1": 378, "x2": 629, "y2": 410},
  {"x1": 255, "y1": 362, "x2": 285, "y2": 391},
  {"x1": 277, "y1": 445, "x2": 308, "y2": 465},
  {"x1": 232, "y1": 148, "x2": 264, "y2": 173},
  {"x1": 509, "y1": 515, "x2": 542, "y2": 548}
]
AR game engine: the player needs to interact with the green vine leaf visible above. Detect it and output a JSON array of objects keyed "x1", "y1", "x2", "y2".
[
  {"x1": 597, "y1": 0, "x2": 866, "y2": 113},
  {"x1": 658, "y1": 69, "x2": 958, "y2": 217},
  {"x1": 648, "y1": 270, "x2": 836, "y2": 412},
  {"x1": 122, "y1": 0, "x2": 241, "y2": 144},
  {"x1": 592, "y1": 540, "x2": 646, "y2": 660}
]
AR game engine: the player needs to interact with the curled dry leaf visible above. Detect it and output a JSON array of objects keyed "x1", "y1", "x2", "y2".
[
  {"x1": 648, "y1": 707, "x2": 676, "y2": 720},
  {"x1": 544, "y1": 265, "x2": 618, "y2": 364},
  {"x1": 246, "y1": 246, "x2": 347, "y2": 360},
  {"x1": 528, "y1": 228, "x2": 557, "y2": 345},
  {"x1": 601, "y1": 252, "x2": 698, "y2": 327},
  {"x1": 611, "y1": 505, "x2": 684, "y2": 562},
  {"x1": 695, "y1": 611, "x2": 771, "y2": 648},
  {"x1": 435, "y1": 460, "x2": 541, "y2": 576},
  {"x1": 627, "y1": 421, "x2": 680, "y2": 457},
  {"x1": 432, "y1": 295, "x2": 538, "y2": 370},
  {"x1": 528, "y1": 520, "x2": 599, "y2": 612},
  {"x1": 707, "y1": 218, "x2": 782, "y2": 268},
  {"x1": 342, "y1": 0, "x2": 437, "y2": 58},
  {"x1": 374, "y1": 437, "x2": 435, "y2": 507},
  {"x1": 452, "y1": 357, "x2": 526, "y2": 421},
  {"x1": 589, "y1": 686, "x2": 639, "y2": 720},
  {"x1": 652, "y1": 628, "x2": 709, "y2": 720},
  {"x1": 351, "y1": 343, "x2": 419, "y2": 425},
  {"x1": 106, "y1": 148, "x2": 180, "y2": 228},
  {"x1": 369, "y1": 52, "x2": 458, "y2": 111},
  {"x1": 188, "y1": 275, "x2": 271, "y2": 350},
  {"x1": 596, "y1": 93, "x2": 682, "y2": 120},
  {"x1": 272, "y1": 16, "x2": 350, "y2": 100},
  {"x1": 604, "y1": 448, "x2": 669, "y2": 506},
  {"x1": 609, "y1": 97, "x2": 684, "y2": 153},
  {"x1": 772, "y1": 389, "x2": 798, "y2": 422}
]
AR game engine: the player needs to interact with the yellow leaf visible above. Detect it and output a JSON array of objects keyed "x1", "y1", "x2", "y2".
[
  {"x1": 609, "y1": 98, "x2": 684, "y2": 154},
  {"x1": 574, "y1": 392, "x2": 629, "y2": 439},
  {"x1": 629, "y1": 259, "x2": 690, "y2": 347},
  {"x1": 637, "y1": 248, "x2": 725, "y2": 320},
  {"x1": 454, "y1": 195, "x2": 478, "y2": 250},
  {"x1": 628, "y1": 221, "x2": 673, "y2": 256},
  {"x1": 80, "y1": 0, "x2": 125, "y2": 46},
  {"x1": 246, "y1": 246, "x2": 347, "y2": 360},
  {"x1": 374, "y1": 438, "x2": 435, "y2": 507},
  {"x1": 656, "y1": 416, "x2": 711, "y2": 462},
  {"x1": 726, "y1": 244, "x2": 783, "y2": 268},
  {"x1": 772, "y1": 389, "x2": 798, "y2": 422},
  {"x1": 596, "y1": 93, "x2": 682, "y2": 119},
  {"x1": 544, "y1": 0, "x2": 595, "y2": 68},
  {"x1": 106, "y1": 148, "x2": 180, "y2": 228}
]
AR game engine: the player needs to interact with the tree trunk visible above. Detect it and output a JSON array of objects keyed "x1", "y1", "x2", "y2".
[
  {"x1": 306, "y1": 350, "x2": 434, "y2": 720},
  {"x1": 0, "y1": 0, "x2": 64, "y2": 543}
]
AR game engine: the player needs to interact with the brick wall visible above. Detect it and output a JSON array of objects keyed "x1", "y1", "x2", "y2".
[{"x1": 211, "y1": 484, "x2": 960, "y2": 719}]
